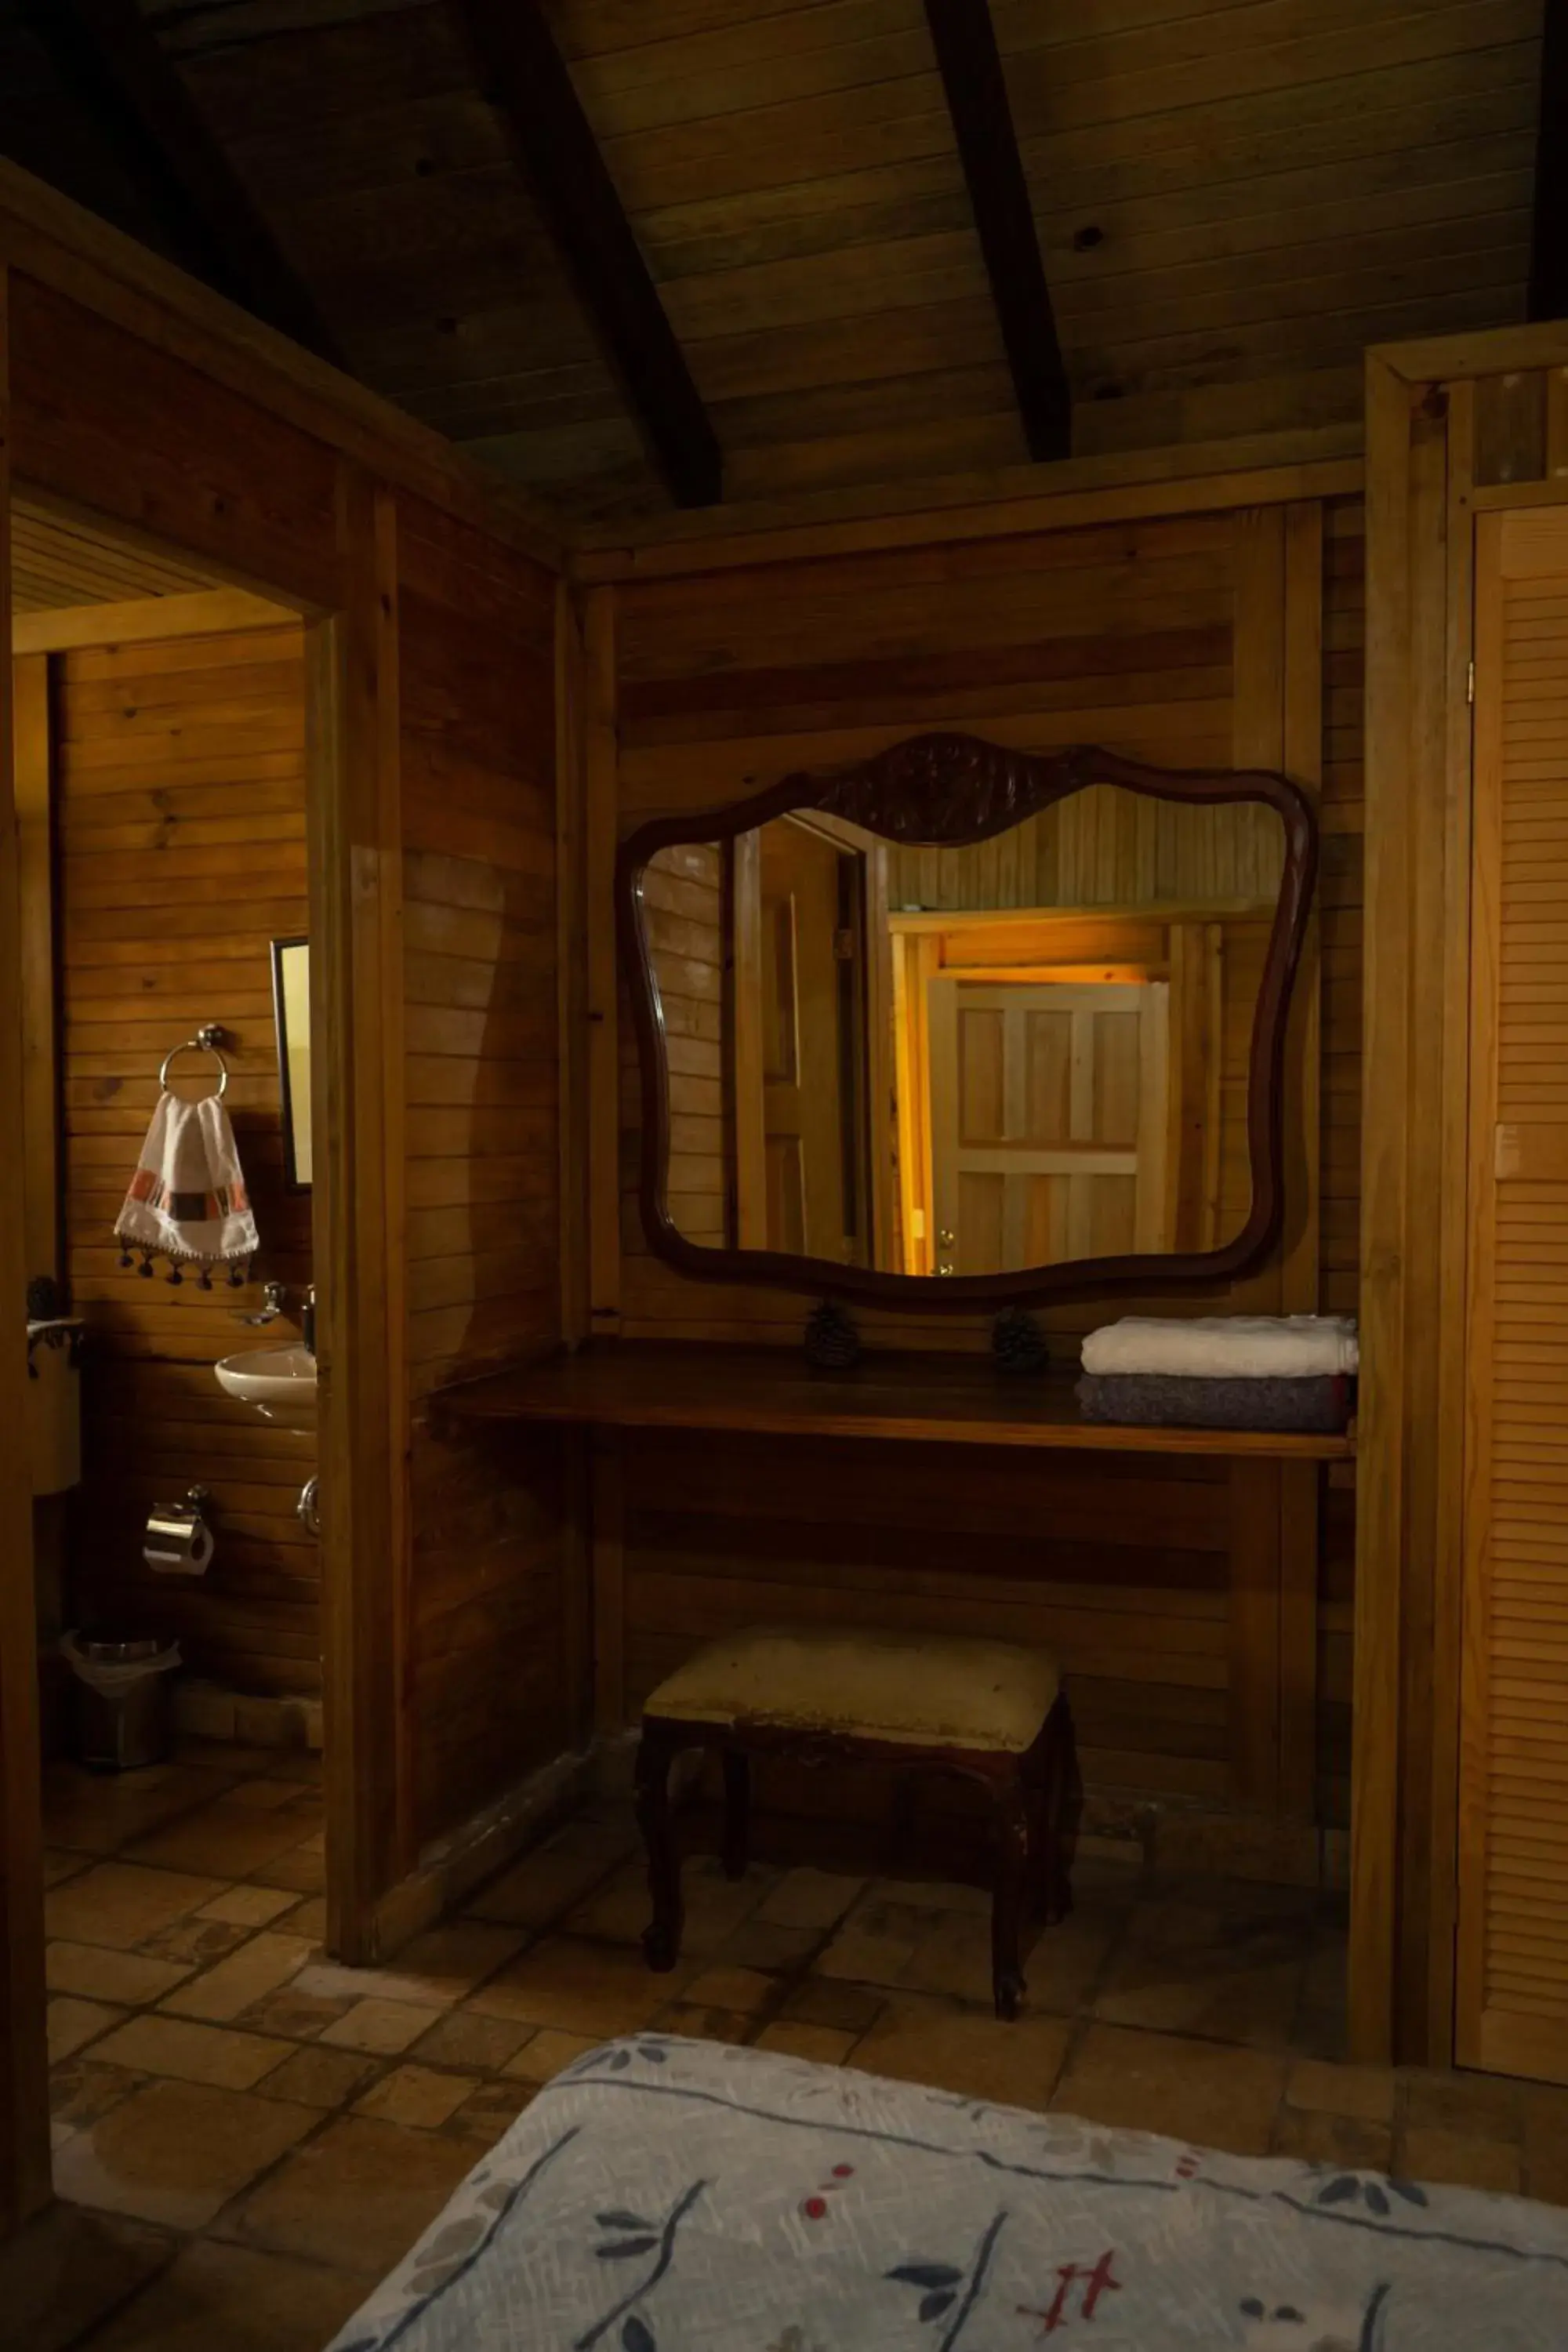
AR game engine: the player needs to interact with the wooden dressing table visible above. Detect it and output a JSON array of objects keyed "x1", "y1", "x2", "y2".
[{"x1": 449, "y1": 1345, "x2": 1353, "y2": 1826}]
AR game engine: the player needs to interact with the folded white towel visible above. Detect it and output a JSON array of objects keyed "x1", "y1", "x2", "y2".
[
  {"x1": 1080, "y1": 1313, "x2": 1359, "y2": 1380},
  {"x1": 114, "y1": 1092, "x2": 259, "y2": 1286}
]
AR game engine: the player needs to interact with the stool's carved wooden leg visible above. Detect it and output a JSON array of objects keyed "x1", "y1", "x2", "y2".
[
  {"x1": 992, "y1": 1775, "x2": 1029, "y2": 2021},
  {"x1": 636, "y1": 1729, "x2": 684, "y2": 1972},
  {"x1": 721, "y1": 1748, "x2": 750, "y2": 1882}
]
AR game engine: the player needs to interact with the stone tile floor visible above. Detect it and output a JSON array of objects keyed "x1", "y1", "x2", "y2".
[{"x1": 9, "y1": 1744, "x2": 1568, "y2": 2350}]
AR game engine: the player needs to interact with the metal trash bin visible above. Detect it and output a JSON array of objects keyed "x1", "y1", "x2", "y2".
[{"x1": 62, "y1": 1634, "x2": 181, "y2": 1771}]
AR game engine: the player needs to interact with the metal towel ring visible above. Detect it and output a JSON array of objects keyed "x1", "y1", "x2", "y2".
[{"x1": 159, "y1": 1024, "x2": 230, "y2": 1098}]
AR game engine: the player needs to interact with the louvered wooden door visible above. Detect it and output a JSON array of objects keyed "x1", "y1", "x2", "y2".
[{"x1": 1457, "y1": 506, "x2": 1568, "y2": 2080}]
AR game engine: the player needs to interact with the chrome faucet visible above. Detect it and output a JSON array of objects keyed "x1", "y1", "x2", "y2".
[{"x1": 233, "y1": 1279, "x2": 289, "y2": 1327}]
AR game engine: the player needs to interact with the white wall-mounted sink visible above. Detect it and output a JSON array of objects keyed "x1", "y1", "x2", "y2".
[{"x1": 215, "y1": 1345, "x2": 317, "y2": 1430}]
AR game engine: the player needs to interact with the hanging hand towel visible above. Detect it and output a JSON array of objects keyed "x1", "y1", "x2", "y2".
[{"x1": 114, "y1": 1092, "x2": 259, "y2": 1287}]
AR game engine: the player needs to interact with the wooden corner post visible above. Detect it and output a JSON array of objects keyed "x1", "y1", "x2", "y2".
[
  {"x1": 311, "y1": 470, "x2": 411, "y2": 1963},
  {"x1": 584, "y1": 587, "x2": 622, "y2": 1337},
  {"x1": 1352, "y1": 353, "x2": 1458, "y2": 2063}
]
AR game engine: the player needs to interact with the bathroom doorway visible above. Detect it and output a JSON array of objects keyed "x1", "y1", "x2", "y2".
[{"x1": 8, "y1": 492, "x2": 343, "y2": 2203}]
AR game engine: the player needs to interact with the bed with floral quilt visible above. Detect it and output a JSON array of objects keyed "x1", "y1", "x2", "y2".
[{"x1": 327, "y1": 2033, "x2": 1568, "y2": 2351}]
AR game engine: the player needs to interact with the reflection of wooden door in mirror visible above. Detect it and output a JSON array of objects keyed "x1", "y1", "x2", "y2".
[
  {"x1": 739, "y1": 820, "x2": 862, "y2": 1263},
  {"x1": 926, "y1": 980, "x2": 1169, "y2": 1275}
]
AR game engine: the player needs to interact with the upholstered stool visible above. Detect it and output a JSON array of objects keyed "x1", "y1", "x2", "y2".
[{"x1": 634, "y1": 1625, "x2": 1078, "y2": 2020}]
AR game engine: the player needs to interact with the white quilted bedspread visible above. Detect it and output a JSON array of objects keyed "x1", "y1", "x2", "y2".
[{"x1": 328, "y1": 2033, "x2": 1568, "y2": 2350}]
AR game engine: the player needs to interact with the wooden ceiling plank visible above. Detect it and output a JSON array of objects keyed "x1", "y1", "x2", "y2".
[
  {"x1": 13, "y1": 590, "x2": 294, "y2": 653},
  {"x1": 12, "y1": 526, "x2": 214, "y2": 601},
  {"x1": 1530, "y1": 0, "x2": 1568, "y2": 321},
  {"x1": 1044, "y1": 156, "x2": 1534, "y2": 288},
  {"x1": 568, "y1": 10, "x2": 935, "y2": 136},
  {"x1": 1052, "y1": 215, "x2": 1529, "y2": 340},
  {"x1": 1014, "y1": 44, "x2": 1535, "y2": 208},
  {"x1": 8, "y1": 499, "x2": 233, "y2": 612},
  {"x1": 602, "y1": 79, "x2": 953, "y2": 216},
  {"x1": 998, "y1": 0, "x2": 1541, "y2": 130},
  {"x1": 1067, "y1": 285, "x2": 1522, "y2": 413},
  {"x1": 920, "y1": 0, "x2": 1068, "y2": 463},
  {"x1": 16, "y1": 0, "x2": 341, "y2": 362},
  {"x1": 555, "y1": 0, "x2": 913, "y2": 66},
  {"x1": 448, "y1": 0, "x2": 722, "y2": 508}
]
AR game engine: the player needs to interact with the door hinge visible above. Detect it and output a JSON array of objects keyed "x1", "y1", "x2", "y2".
[
  {"x1": 833, "y1": 927, "x2": 856, "y2": 961},
  {"x1": 1467, "y1": 658, "x2": 1475, "y2": 706}
]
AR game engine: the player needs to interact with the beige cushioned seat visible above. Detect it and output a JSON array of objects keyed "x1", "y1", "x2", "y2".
[{"x1": 644, "y1": 1626, "x2": 1060, "y2": 1755}]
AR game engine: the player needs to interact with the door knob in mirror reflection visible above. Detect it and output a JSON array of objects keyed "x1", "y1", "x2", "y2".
[{"x1": 619, "y1": 732, "x2": 1317, "y2": 1312}]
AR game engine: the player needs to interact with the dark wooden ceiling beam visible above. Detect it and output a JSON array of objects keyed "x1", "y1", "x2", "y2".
[
  {"x1": 922, "y1": 0, "x2": 1069, "y2": 463},
  {"x1": 1530, "y1": 0, "x2": 1568, "y2": 320},
  {"x1": 16, "y1": 0, "x2": 339, "y2": 363},
  {"x1": 448, "y1": 0, "x2": 721, "y2": 509}
]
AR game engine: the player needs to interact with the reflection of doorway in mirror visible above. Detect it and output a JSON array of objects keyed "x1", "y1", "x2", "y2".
[
  {"x1": 887, "y1": 904, "x2": 1271, "y2": 1277},
  {"x1": 733, "y1": 817, "x2": 873, "y2": 1265},
  {"x1": 924, "y1": 979, "x2": 1169, "y2": 1276}
]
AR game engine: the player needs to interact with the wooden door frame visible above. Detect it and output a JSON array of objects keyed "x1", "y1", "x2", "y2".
[
  {"x1": 305, "y1": 479, "x2": 410, "y2": 1966},
  {"x1": 6, "y1": 572, "x2": 397, "y2": 1955},
  {"x1": 1354, "y1": 320, "x2": 1568, "y2": 2067},
  {"x1": 0, "y1": 411, "x2": 408, "y2": 2236},
  {"x1": 0, "y1": 263, "x2": 52, "y2": 2241}
]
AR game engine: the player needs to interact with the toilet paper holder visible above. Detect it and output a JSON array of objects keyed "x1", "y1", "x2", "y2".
[{"x1": 143, "y1": 1485, "x2": 215, "y2": 1577}]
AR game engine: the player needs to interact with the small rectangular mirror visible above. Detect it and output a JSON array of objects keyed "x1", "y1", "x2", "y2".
[{"x1": 270, "y1": 937, "x2": 312, "y2": 1191}]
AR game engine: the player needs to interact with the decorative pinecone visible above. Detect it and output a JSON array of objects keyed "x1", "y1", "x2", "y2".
[
  {"x1": 992, "y1": 1306, "x2": 1049, "y2": 1375},
  {"x1": 804, "y1": 1299, "x2": 861, "y2": 1370},
  {"x1": 27, "y1": 1273, "x2": 64, "y2": 1322}
]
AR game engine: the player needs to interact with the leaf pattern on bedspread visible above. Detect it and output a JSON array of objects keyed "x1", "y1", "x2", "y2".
[{"x1": 324, "y1": 2038, "x2": 1568, "y2": 2352}]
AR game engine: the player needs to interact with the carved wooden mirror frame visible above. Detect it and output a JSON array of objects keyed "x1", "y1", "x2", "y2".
[{"x1": 617, "y1": 732, "x2": 1319, "y2": 1311}]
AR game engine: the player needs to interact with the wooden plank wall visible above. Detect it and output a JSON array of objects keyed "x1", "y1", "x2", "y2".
[
  {"x1": 608, "y1": 503, "x2": 1335, "y2": 1346},
  {"x1": 593, "y1": 489, "x2": 1364, "y2": 1822},
  {"x1": 53, "y1": 624, "x2": 320, "y2": 1695},
  {"x1": 622, "y1": 1425, "x2": 1235, "y2": 1807},
  {"x1": 397, "y1": 505, "x2": 571, "y2": 1846}
]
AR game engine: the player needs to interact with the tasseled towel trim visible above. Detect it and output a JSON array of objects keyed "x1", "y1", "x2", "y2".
[{"x1": 117, "y1": 1243, "x2": 254, "y2": 1289}]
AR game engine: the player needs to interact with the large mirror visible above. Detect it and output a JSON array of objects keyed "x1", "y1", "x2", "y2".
[{"x1": 619, "y1": 735, "x2": 1316, "y2": 1308}]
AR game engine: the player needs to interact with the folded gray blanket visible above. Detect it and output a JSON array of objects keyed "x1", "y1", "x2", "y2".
[{"x1": 1076, "y1": 1371, "x2": 1351, "y2": 1432}]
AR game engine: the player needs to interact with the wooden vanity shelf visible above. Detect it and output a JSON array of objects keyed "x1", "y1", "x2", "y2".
[
  {"x1": 449, "y1": 1345, "x2": 1350, "y2": 1835},
  {"x1": 446, "y1": 1344, "x2": 1356, "y2": 1462}
]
